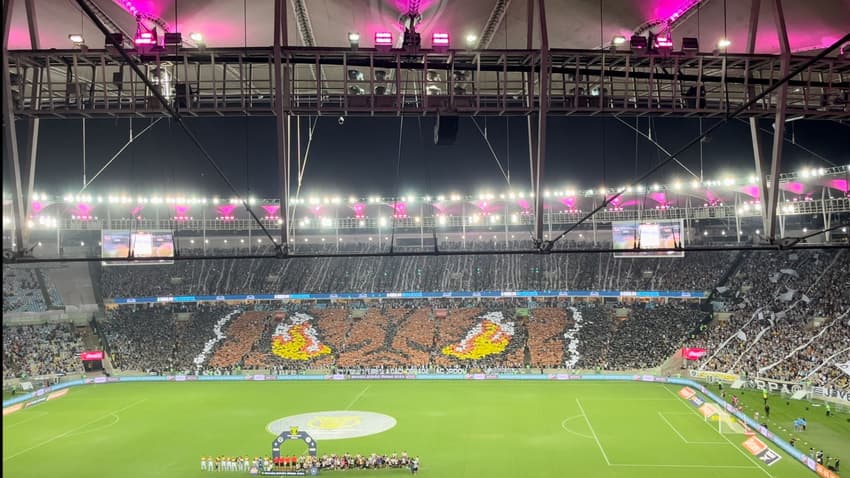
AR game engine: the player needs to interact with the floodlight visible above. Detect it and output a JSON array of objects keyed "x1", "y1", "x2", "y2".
[
  {"x1": 375, "y1": 32, "x2": 393, "y2": 49},
  {"x1": 612, "y1": 35, "x2": 626, "y2": 45},
  {"x1": 163, "y1": 32, "x2": 182, "y2": 45},
  {"x1": 189, "y1": 32, "x2": 204, "y2": 43},
  {"x1": 717, "y1": 38, "x2": 731, "y2": 49},
  {"x1": 432, "y1": 32, "x2": 449, "y2": 49},
  {"x1": 69, "y1": 34, "x2": 85, "y2": 44},
  {"x1": 348, "y1": 32, "x2": 360, "y2": 48},
  {"x1": 681, "y1": 37, "x2": 699, "y2": 52},
  {"x1": 465, "y1": 34, "x2": 477, "y2": 47},
  {"x1": 630, "y1": 35, "x2": 648, "y2": 52}
]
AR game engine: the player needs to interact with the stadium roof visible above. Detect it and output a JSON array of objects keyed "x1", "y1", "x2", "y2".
[{"x1": 7, "y1": 0, "x2": 850, "y2": 54}]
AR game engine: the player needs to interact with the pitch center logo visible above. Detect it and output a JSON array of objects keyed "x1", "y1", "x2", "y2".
[{"x1": 267, "y1": 411, "x2": 396, "y2": 440}]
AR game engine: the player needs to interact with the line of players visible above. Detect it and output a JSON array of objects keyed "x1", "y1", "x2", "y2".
[
  {"x1": 200, "y1": 453, "x2": 421, "y2": 473},
  {"x1": 200, "y1": 455, "x2": 256, "y2": 472}
]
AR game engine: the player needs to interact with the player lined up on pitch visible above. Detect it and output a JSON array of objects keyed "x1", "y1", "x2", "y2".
[{"x1": 200, "y1": 453, "x2": 421, "y2": 473}]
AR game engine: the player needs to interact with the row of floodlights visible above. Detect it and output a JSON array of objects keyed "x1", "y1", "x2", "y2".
[
  {"x1": 348, "y1": 31, "x2": 476, "y2": 50},
  {"x1": 612, "y1": 34, "x2": 732, "y2": 53}
]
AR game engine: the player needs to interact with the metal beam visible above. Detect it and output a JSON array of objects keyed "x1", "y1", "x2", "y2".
[
  {"x1": 3, "y1": 0, "x2": 26, "y2": 255},
  {"x1": 745, "y1": 0, "x2": 769, "y2": 234},
  {"x1": 274, "y1": 0, "x2": 291, "y2": 252},
  {"x1": 765, "y1": 0, "x2": 792, "y2": 241},
  {"x1": 476, "y1": 0, "x2": 512, "y2": 49},
  {"x1": 22, "y1": 0, "x2": 40, "y2": 248},
  {"x1": 532, "y1": 0, "x2": 549, "y2": 247}
]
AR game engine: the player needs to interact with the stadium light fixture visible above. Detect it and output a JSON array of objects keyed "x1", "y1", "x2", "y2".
[
  {"x1": 432, "y1": 32, "x2": 449, "y2": 49},
  {"x1": 375, "y1": 32, "x2": 393, "y2": 49},
  {"x1": 348, "y1": 32, "x2": 360, "y2": 49},
  {"x1": 69, "y1": 34, "x2": 85, "y2": 45},
  {"x1": 717, "y1": 38, "x2": 731, "y2": 49},
  {"x1": 465, "y1": 34, "x2": 477, "y2": 48},
  {"x1": 612, "y1": 35, "x2": 626, "y2": 46},
  {"x1": 630, "y1": 35, "x2": 648, "y2": 52}
]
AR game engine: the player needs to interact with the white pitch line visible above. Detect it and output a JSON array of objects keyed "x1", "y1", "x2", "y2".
[
  {"x1": 2, "y1": 411, "x2": 49, "y2": 430},
  {"x1": 3, "y1": 398, "x2": 147, "y2": 462},
  {"x1": 576, "y1": 398, "x2": 611, "y2": 466},
  {"x1": 659, "y1": 411, "x2": 691, "y2": 443},
  {"x1": 560, "y1": 415, "x2": 594, "y2": 440},
  {"x1": 345, "y1": 385, "x2": 370, "y2": 410},
  {"x1": 662, "y1": 387, "x2": 775, "y2": 478},
  {"x1": 611, "y1": 463, "x2": 759, "y2": 469},
  {"x1": 657, "y1": 412, "x2": 725, "y2": 445}
]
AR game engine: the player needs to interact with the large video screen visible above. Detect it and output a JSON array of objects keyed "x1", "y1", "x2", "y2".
[
  {"x1": 612, "y1": 220, "x2": 684, "y2": 258},
  {"x1": 101, "y1": 230, "x2": 174, "y2": 265}
]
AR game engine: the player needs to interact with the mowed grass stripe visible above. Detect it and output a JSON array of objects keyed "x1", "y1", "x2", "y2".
[{"x1": 2, "y1": 381, "x2": 823, "y2": 478}]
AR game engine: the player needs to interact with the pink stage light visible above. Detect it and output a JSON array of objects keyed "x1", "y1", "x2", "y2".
[
  {"x1": 432, "y1": 32, "x2": 449, "y2": 47},
  {"x1": 375, "y1": 32, "x2": 393, "y2": 46},
  {"x1": 175, "y1": 205, "x2": 189, "y2": 216},
  {"x1": 31, "y1": 201, "x2": 44, "y2": 214},
  {"x1": 261, "y1": 204, "x2": 280, "y2": 216},
  {"x1": 134, "y1": 31, "x2": 156, "y2": 45},
  {"x1": 655, "y1": 35, "x2": 673, "y2": 49}
]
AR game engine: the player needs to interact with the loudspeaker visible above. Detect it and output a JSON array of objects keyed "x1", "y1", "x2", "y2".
[{"x1": 433, "y1": 116, "x2": 458, "y2": 145}]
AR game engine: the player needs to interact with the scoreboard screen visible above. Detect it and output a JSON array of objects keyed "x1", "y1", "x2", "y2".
[
  {"x1": 101, "y1": 230, "x2": 174, "y2": 265},
  {"x1": 612, "y1": 220, "x2": 684, "y2": 258}
]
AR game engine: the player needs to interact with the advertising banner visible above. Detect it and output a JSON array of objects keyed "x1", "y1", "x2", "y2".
[
  {"x1": 80, "y1": 351, "x2": 104, "y2": 361},
  {"x1": 688, "y1": 370, "x2": 740, "y2": 383},
  {"x1": 682, "y1": 348, "x2": 707, "y2": 360}
]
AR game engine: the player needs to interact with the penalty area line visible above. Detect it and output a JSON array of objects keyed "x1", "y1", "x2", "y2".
[
  {"x1": 662, "y1": 386, "x2": 775, "y2": 478},
  {"x1": 3, "y1": 398, "x2": 147, "y2": 463},
  {"x1": 657, "y1": 411, "x2": 725, "y2": 445}
]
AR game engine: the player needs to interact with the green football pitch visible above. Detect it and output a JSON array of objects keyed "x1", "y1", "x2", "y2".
[{"x1": 3, "y1": 380, "x2": 847, "y2": 478}]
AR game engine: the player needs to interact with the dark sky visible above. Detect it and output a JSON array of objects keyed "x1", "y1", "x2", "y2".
[{"x1": 8, "y1": 115, "x2": 850, "y2": 198}]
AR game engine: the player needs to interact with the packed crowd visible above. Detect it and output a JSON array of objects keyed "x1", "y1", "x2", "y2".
[
  {"x1": 97, "y1": 245, "x2": 737, "y2": 298},
  {"x1": 686, "y1": 249, "x2": 850, "y2": 389},
  {"x1": 100, "y1": 304, "x2": 236, "y2": 373},
  {"x1": 2, "y1": 323, "x2": 85, "y2": 379},
  {"x1": 3, "y1": 267, "x2": 47, "y2": 313}
]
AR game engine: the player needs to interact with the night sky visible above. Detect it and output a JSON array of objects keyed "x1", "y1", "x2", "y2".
[{"x1": 8, "y1": 116, "x2": 850, "y2": 198}]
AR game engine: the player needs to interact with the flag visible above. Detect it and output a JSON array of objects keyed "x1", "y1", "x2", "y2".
[
  {"x1": 780, "y1": 268, "x2": 799, "y2": 277},
  {"x1": 778, "y1": 289, "x2": 795, "y2": 302},
  {"x1": 801, "y1": 294, "x2": 811, "y2": 304},
  {"x1": 836, "y1": 361, "x2": 850, "y2": 378},
  {"x1": 736, "y1": 330, "x2": 747, "y2": 342}
]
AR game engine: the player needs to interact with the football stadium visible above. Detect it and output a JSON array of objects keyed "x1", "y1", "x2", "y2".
[{"x1": 2, "y1": 1, "x2": 850, "y2": 477}]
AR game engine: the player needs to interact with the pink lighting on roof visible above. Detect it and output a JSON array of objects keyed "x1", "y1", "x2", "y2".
[
  {"x1": 393, "y1": 202, "x2": 408, "y2": 218},
  {"x1": 782, "y1": 182, "x2": 806, "y2": 194},
  {"x1": 76, "y1": 203, "x2": 93, "y2": 216},
  {"x1": 741, "y1": 185, "x2": 761, "y2": 198},
  {"x1": 174, "y1": 205, "x2": 189, "y2": 215},
  {"x1": 31, "y1": 201, "x2": 44, "y2": 214},
  {"x1": 649, "y1": 192, "x2": 667, "y2": 204},
  {"x1": 560, "y1": 197, "x2": 576, "y2": 208},
  {"x1": 352, "y1": 204, "x2": 365, "y2": 219},
  {"x1": 375, "y1": 32, "x2": 393, "y2": 46},
  {"x1": 517, "y1": 199, "x2": 530, "y2": 210},
  {"x1": 432, "y1": 32, "x2": 449, "y2": 47},
  {"x1": 217, "y1": 204, "x2": 236, "y2": 216},
  {"x1": 261, "y1": 204, "x2": 280, "y2": 215},
  {"x1": 829, "y1": 179, "x2": 848, "y2": 192}
]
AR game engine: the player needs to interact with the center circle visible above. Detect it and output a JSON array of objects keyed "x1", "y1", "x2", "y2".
[{"x1": 266, "y1": 411, "x2": 397, "y2": 440}]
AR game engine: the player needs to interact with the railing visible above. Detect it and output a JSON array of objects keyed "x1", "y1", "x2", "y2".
[{"x1": 8, "y1": 47, "x2": 849, "y2": 119}]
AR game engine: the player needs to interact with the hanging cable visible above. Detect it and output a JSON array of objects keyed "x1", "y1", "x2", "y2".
[
  {"x1": 75, "y1": 0, "x2": 283, "y2": 254},
  {"x1": 543, "y1": 32, "x2": 850, "y2": 249}
]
